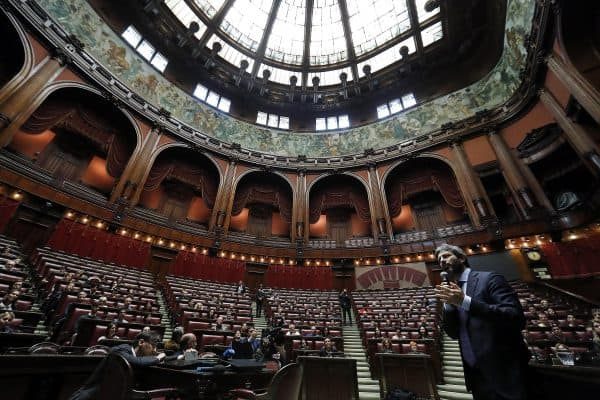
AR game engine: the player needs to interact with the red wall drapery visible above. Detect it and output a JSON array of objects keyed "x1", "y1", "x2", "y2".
[
  {"x1": 46, "y1": 219, "x2": 150, "y2": 269},
  {"x1": 264, "y1": 265, "x2": 333, "y2": 290},
  {"x1": 540, "y1": 238, "x2": 600, "y2": 278},
  {"x1": 0, "y1": 198, "x2": 19, "y2": 233},
  {"x1": 170, "y1": 250, "x2": 246, "y2": 283}
]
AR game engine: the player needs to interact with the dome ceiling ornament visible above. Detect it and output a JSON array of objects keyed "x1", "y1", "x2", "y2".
[{"x1": 28, "y1": 0, "x2": 545, "y2": 160}]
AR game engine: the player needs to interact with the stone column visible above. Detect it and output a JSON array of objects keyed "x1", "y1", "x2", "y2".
[
  {"x1": 291, "y1": 169, "x2": 306, "y2": 242},
  {"x1": 0, "y1": 51, "x2": 68, "y2": 147},
  {"x1": 487, "y1": 131, "x2": 537, "y2": 217},
  {"x1": 127, "y1": 126, "x2": 162, "y2": 206},
  {"x1": 450, "y1": 142, "x2": 494, "y2": 227},
  {"x1": 210, "y1": 157, "x2": 237, "y2": 232},
  {"x1": 547, "y1": 54, "x2": 600, "y2": 126},
  {"x1": 540, "y1": 89, "x2": 600, "y2": 174},
  {"x1": 110, "y1": 124, "x2": 161, "y2": 204},
  {"x1": 367, "y1": 163, "x2": 391, "y2": 240},
  {"x1": 513, "y1": 149, "x2": 555, "y2": 212}
]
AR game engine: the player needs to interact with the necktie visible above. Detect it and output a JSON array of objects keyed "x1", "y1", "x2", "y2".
[{"x1": 457, "y1": 279, "x2": 476, "y2": 366}]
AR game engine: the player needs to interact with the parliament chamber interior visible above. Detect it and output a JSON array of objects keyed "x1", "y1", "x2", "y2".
[{"x1": 0, "y1": 0, "x2": 599, "y2": 399}]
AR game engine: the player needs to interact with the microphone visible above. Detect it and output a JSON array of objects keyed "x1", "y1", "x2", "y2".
[{"x1": 440, "y1": 271, "x2": 450, "y2": 284}]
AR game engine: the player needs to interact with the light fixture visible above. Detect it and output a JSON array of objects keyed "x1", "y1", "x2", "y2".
[{"x1": 134, "y1": 233, "x2": 140, "y2": 239}]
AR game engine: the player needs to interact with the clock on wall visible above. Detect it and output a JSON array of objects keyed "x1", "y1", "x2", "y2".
[{"x1": 526, "y1": 250, "x2": 542, "y2": 261}]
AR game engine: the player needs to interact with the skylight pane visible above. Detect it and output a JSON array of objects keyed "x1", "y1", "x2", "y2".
[
  {"x1": 206, "y1": 91, "x2": 220, "y2": 107},
  {"x1": 377, "y1": 104, "x2": 390, "y2": 119},
  {"x1": 401, "y1": 93, "x2": 417, "y2": 108},
  {"x1": 389, "y1": 98, "x2": 403, "y2": 113},
  {"x1": 151, "y1": 53, "x2": 169, "y2": 72},
  {"x1": 310, "y1": 0, "x2": 347, "y2": 65},
  {"x1": 207, "y1": 36, "x2": 255, "y2": 71},
  {"x1": 326, "y1": 116, "x2": 338, "y2": 130},
  {"x1": 193, "y1": 0, "x2": 226, "y2": 19},
  {"x1": 421, "y1": 21, "x2": 444, "y2": 47},
  {"x1": 310, "y1": 67, "x2": 352, "y2": 87},
  {"x1": 265, "y1": 0, "x2": 305, "y2": 65},
  {"x1": 338, "y1": 115, "x2": 350, "y2": 129},
  {"x1": 315, "y1": 118, "x2": 326, "y2": 131},
  {"x1": 136, "y1": 40, "x2": 156, "y2": 61},
  {"x1": 218, "y1": 97, "x2": 231, "y2": 112},
  {"x1": 414, "y1": 0, "x2": 440, "y2": 23},
  {"x1": 256, "y1": 111, "x2": 268, "y2": 125},
  {"x1": 165, "y1": 0, "x2": 208, "y2": 39},
  {"x1": 220, "y1": 0, "x2": 273, "y2": 52},
  {"x1": 279, "y1": 116, "x2": 290, "y2": 129},
  {"x1": 346, "y1": 0, "x2": 410, "y2": 56},
  {"x1": 122, "y1": 26, "x2": 142, "y2": 48},
  {"x1": 267, "y1": 114, "x2": 279, "y2": 128},
  {"x1": 259, "y1": 64, "x2": 299, "y2": 85},
  {"x1": 193, "y1": 84, "x2": 209, "y2": 100}
]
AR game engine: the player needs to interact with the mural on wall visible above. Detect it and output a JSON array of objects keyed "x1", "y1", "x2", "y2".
[
  {"x1": 355, "y1": 263, "x2": 430, "y2": 290},
  {"x1": 37, "y1": 0, "x2": 535, "y2": 157}
]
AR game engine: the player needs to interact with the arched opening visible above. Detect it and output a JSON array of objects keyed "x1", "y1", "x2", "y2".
[
  {"x1": 230, "y1": 171, "x2": 293, "y2": 240},
  {"x1": 139, "y1": 147, "x2": 219, "y2": 227},
  {"x1": 7, "y1": 88, "x2": 137, "y2": 197},
  {"x1": 517, "y1": 124, "x2": 598, "y2": 212},
  {"x1": 308, "y1": 174, "x2": 372, "y2": 245},
  {"x1": 0, "y1": 12, "x2": 25, "y2": 90},
  {"x1": 384, "y1": 158, "x2": 469, "y2": 240},
  {"x1": 560, "y1": 2, "x2": 600, "y2": 91}
]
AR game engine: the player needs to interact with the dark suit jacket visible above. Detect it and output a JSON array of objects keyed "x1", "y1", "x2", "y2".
[
  {"x1": 442, "y1": 271, "x2": 529, "y2": 399},
  {"x1": 69, "y1": 345, "x2": 160, "y2": 399}
]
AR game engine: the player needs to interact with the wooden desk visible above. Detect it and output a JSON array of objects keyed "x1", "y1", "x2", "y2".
[{"x1": 528, "y1": 362, "x2": 600, "y2": 400}]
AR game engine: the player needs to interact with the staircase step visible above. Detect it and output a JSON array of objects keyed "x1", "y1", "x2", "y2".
[
  {"x1": 437, "y1": 389, "x2": 473, "y2": 400},
  {"x1": 443, "y1": 370, "x2": 466, "y2": 378},
  {"x1": 357, "y1": 384, "x2": 380, "y2": 393},
  {"x1": 358, "y1": 391, "x2": 380, "y2": 400},
  {"x1": 438, "y1": 384, "x2": 469, "y2": 393},
  {"x1": 444, "y1": 377, "x2": 466, "y2": 385}
]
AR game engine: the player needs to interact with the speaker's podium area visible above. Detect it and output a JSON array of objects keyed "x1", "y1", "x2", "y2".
[{"x1": 0, "y1": 0, "x2": 599, "y2": 399}]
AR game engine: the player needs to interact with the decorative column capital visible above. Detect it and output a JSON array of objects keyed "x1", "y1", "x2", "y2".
[{"x1": 51, "y1": 48, "x2": 72, "y2": 66}]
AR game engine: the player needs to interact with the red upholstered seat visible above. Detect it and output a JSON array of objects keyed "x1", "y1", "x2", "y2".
[
  {"x1": 392, "y1": 343, "x2": 400, "y2": 353},
  {"x1": 9, "y1": 318, "x2": 23, "y2": 327},
  {"x1": 225, "y1": 336, "x2": 233, "y2": 346},
  {"x1": 201, "y1": 334, "x2": 225, "y2": 348},
  {"x1": 527, "y1": 331, "x2": 546, "y2": 341},
  {"x1": 236, "y1": 316, "x2": 251, "y2": 323},
  {"x1": 149, "y1": 317, "x2": 160, "y2": 325},
  {"x1": 313, "y1": 340, "x2": 324, "y2": 350},
  {"x1": 329, "y1": 330, "x2": 341, "y2": 337},
  {"x1": 117, "y1": 327, "x2": 127, "y2": 337},
  {"x1": 188, "y1": 321, "x2": 210, "y2": 331},
  {"x1": 15, "y1": 300, "x2": 32, "y2": 311},
  {"x1": 91, "y1": 325, "x2": 109, "y2": 345},
  {"x1": 126, "y1": 328, "x2": 141, "y2": 339},
  {"x1": 66, "y1": 308, "x2": 91, "y2": 332}
]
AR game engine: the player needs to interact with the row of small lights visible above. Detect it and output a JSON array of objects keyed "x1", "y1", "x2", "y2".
[{"x1": 505, "y1": 234, "x2": 551, "y2": 249}]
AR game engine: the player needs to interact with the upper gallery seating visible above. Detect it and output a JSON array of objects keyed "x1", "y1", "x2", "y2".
[
  {"x1": 31, "y1": 247, "x2": 163, "y2": 346},
  {"x1": 511, "y1": 281, "x2": 597, "y2": 360}
]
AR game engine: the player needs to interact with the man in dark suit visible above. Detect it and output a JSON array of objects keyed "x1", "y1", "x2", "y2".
[
  {"x1": 434, "y1": 244, "x2": 530, "y2": 400},
  {"x1": 69, "y1": 332, "x2": 166, "y2": 399}
]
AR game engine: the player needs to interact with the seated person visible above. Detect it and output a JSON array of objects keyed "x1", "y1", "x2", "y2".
[
  {"x1": 391, "y1": 329, "x2": 405, "y2": 340},
  {"x1": 75, "y1": 303, "x2": 100, "y2": 332},
  {"x1": 380, "y1": 337, "x2": 393, "y2": 353},
  {"x1": 408, "y1": 340, "x2": 423, "y2": 354},
  {"x1": 319, "y1": 337, "x2": 338, "y2": 357},
  {"x1": 248, "y1": 328, "x2": 261, "y2": 352},
  {"x1": 0, "y1": 311, "x2": 18, "y2": 333},
  {"x1": 96, "y1": 322, "x2": 120, "y2": 343},
  {"x1": 591, "y1": 321, "x2": 600, "y2": 355},
  {"x1": 212, "y1": 316, "x2": 226, "y2": 331},
  {"x1": 418, "y1": 326, "x2": 430, "y2": 339},
  {"x1": 177, "y1": 333, "x2": 199, "y2": 360},
  {"x1": 286, "y1": 323, "x2": 300, "y2": 336},
  {"x1": 548, "y1": 325, "x2": 566, "y2": 343},
  {"x1": 298, "y1": 338, "x2": 309, "y2": 350},
  {"x1": 0, "y1": 292, "x2": 17, "y2": 311},
  {"x1": 165, "y1": 326, "x2": 184, "y2": 352},
  {"x1": 304, "y1": 326, "x2": 320, "y2": 337},
  {"x1": 113, "y1": 309, "x2": 129, "y2": 324},
  {"x1": 69, "y1": 332, "x2": 166, "y2": 400}
]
